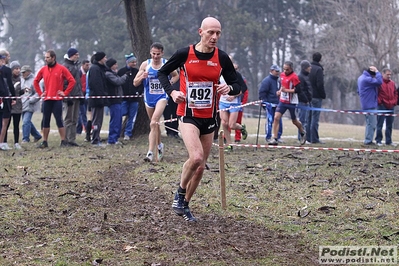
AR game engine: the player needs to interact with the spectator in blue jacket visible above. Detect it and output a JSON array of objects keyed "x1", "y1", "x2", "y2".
[
  {"x1": 105, "y1": 58, "x2": 127, "y2": 145},
  {"x1": 258, "y1": 64, "x2": 283, "y2": 142},
  {"x1": 357, "y1": 66, "x2": 383, "y2": 146}
]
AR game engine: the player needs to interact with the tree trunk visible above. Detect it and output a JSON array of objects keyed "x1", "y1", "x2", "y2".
[
  {"x1": 122, "y1": 0, "x2": 152, "y2": 136},
  {"x1": 122, "y1": 0, "x2": 152, "y2": 63},
  {"x1": 132, "y1": 98, "x2": 149, "y2": 137}
]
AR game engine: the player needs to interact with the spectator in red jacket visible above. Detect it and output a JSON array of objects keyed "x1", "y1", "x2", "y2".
[
  {"x1": 375, "y1": 68, "x2": 398, "y2": 146},
  {"x1": 33, "y1": 49, "x2": 76, "y2": 148}
]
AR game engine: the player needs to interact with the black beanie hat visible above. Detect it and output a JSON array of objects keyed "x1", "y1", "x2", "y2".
[
  {"x1": 106, "y1": 58, "x2": 117, "y2": 68},
  {"x1": 94, "y1": 52, "x2": 106, "y2": 62},
  {"x1": 67, "y1": 48, "x2": 78, "y2": 58}
]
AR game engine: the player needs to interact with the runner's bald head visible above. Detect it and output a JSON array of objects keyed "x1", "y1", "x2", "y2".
[{"x1": 200, "y1": 17, "x2": 221, "y2": 30}]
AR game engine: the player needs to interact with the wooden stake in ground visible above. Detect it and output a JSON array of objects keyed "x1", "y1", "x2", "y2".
[
  {"x1": 219, "y1": 130, "x2": 226, "y2": 210},
  {"x1": 154, "y1": 122, "x2": 160, "y2": 162}
]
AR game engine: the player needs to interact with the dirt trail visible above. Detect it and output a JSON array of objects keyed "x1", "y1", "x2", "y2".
[{"x1": 98, "y1": 164, "x2": 318, "y2": 265}]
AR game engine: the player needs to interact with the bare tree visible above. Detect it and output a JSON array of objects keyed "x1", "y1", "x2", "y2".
[
  {"x1": 309, "y1": 0, "x2": 399, "y2": 125},
  {"x1": 312, "y1": 0, "x2": 399, "y2": 75}
]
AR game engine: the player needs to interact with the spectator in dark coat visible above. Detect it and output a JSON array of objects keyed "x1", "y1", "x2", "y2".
[
  {"x1": 105, "y1": 58, "x2": 127, "y2": 145},
  {"x1": 63, "y1": 48, "x2": 83, "y2": 146},
  {"x1": 88, "y1": 52, "x2": 108, "y2": 146},
  {"x1": 0, "y1": 52, "x2": 16, "y2": 151},
  {"x1": 117, "y1": 54, "x2": 143, "y2": 140},
  {"x1": 297, "y1": 60, "x2": 312, "y2": 142},
  {"x1": 308, "y1": 52, "x2": 326, "y2": 144}
]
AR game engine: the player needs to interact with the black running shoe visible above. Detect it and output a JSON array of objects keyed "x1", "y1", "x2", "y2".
[
  {"x1": 300, "y1": 130, "x2": 307, "y2": 145},
  {"x1": 183, "y1": 204, "x2": 197, "y2": 222},
  {"x1": 60, "y1": 140, "x2": 69, "y2": 147},
  {"x1": 68, "y1": 141, "x2": 79, "y2": 147},
  {"x1": 224, "y1": 145, "x2": 233, "y2": 152},
  {"x1": 241, "y1": 124, "x2": 248, "y2": 140},
  {"x1": 172, "y1": 191, "x2": 184, "y2": 216},
  {"x1": 38, "y1": 141, "x2": 48, "y2": 149}
]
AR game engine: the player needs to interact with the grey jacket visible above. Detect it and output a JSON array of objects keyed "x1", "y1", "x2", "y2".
[
  {"x1": 21, "y1": 73, "x2": 40, "y2": 113},
  {"x1": 105, "y1": 68, "x2": 127, "y2": 105},
  {"x1": 63, "y1": 58, "x2": 83, "y2": 97}
]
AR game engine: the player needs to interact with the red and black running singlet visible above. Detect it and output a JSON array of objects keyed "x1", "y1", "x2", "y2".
[
  {"x1": 177, "y1": 45, "x2": 222, "y2": 118},
  {"x1": 279, "y1": 72, "x2": 300, "y2": 104}
]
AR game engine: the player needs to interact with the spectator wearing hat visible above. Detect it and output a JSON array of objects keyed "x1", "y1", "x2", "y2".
[
  {"x1": 308, "y1": 52, "x2": 326, "y2": 144},
  {"x1": 21, "y1": 65, "x2": 42, "y2": 143},
  {"x1": 297, "y1": 60, "x2": 312, "y2": 142},
  {"x1": 117, "y1": 53, "x2": 143, "y2": 140},
  {"x1": 33, "y1": 49, "x2": 76, "y2": 148},
  {"x1": 0, "y1": 50, "x2": 16, "y2": 150},
  {"x1": 4, "y1": 60, "x2": 23, "y2": 149},
  {"x1": 62, "y1": 47, "x2": 83, "y2": 146},
  {"x1": 105, "y1": 58, "x2": 127, "y2": 145},
  {"x1": 88, "y1": 51, "x2": 108, "y2": 146},
  {"x1": 258, "y1": 64, "x2": 283, "y2": 142},
  {"x1": 357, "y1": 66, "x2": 383, "y2": 146}
]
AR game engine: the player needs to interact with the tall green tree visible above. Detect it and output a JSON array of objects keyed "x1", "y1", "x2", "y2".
[
  {"x1": 37, "y1": 0, "x2": 130, "y2": 62},
  {"x1": 1, "y1": 0, "x2": 41, "y2": 69},
  {"x1": 144, "y1": 0, "x2": 219, "y2": 57},
  {"x1": 2, "y1": 0, "x2": 131, "y2": 71},
  {"x1": 222, "y1": 0, "x2": 312, "y2": 102}
]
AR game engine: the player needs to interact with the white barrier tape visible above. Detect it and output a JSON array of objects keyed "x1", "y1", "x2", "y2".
[
  {"x1": 218, "y1": 100, "x2": 262, "y2": 112},
  {"x1": 163, "y1": 124, "x2": 180, "y2": 134},
  {"x1": 257, "y1": 101, "x2": 398, "y2": 117},
  {"x1": 158, "y1": 117, "x2": 178, "y2": 124},
  {"x1": 213, "y1": 142, "x2": 399, "y2": 153}
]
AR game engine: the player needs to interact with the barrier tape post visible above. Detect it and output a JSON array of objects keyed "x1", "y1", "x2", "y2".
[{"x1": 218, "y1": 130, "x2": 227, "y2": 210}]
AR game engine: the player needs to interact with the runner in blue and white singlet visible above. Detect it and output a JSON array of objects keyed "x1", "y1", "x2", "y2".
[
  {"x1": 143, "y1": 58, "x2": 168, "y2": 108},
  {"x1": 133, "y1": 42, "x2": 179, "y2": 163}
]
